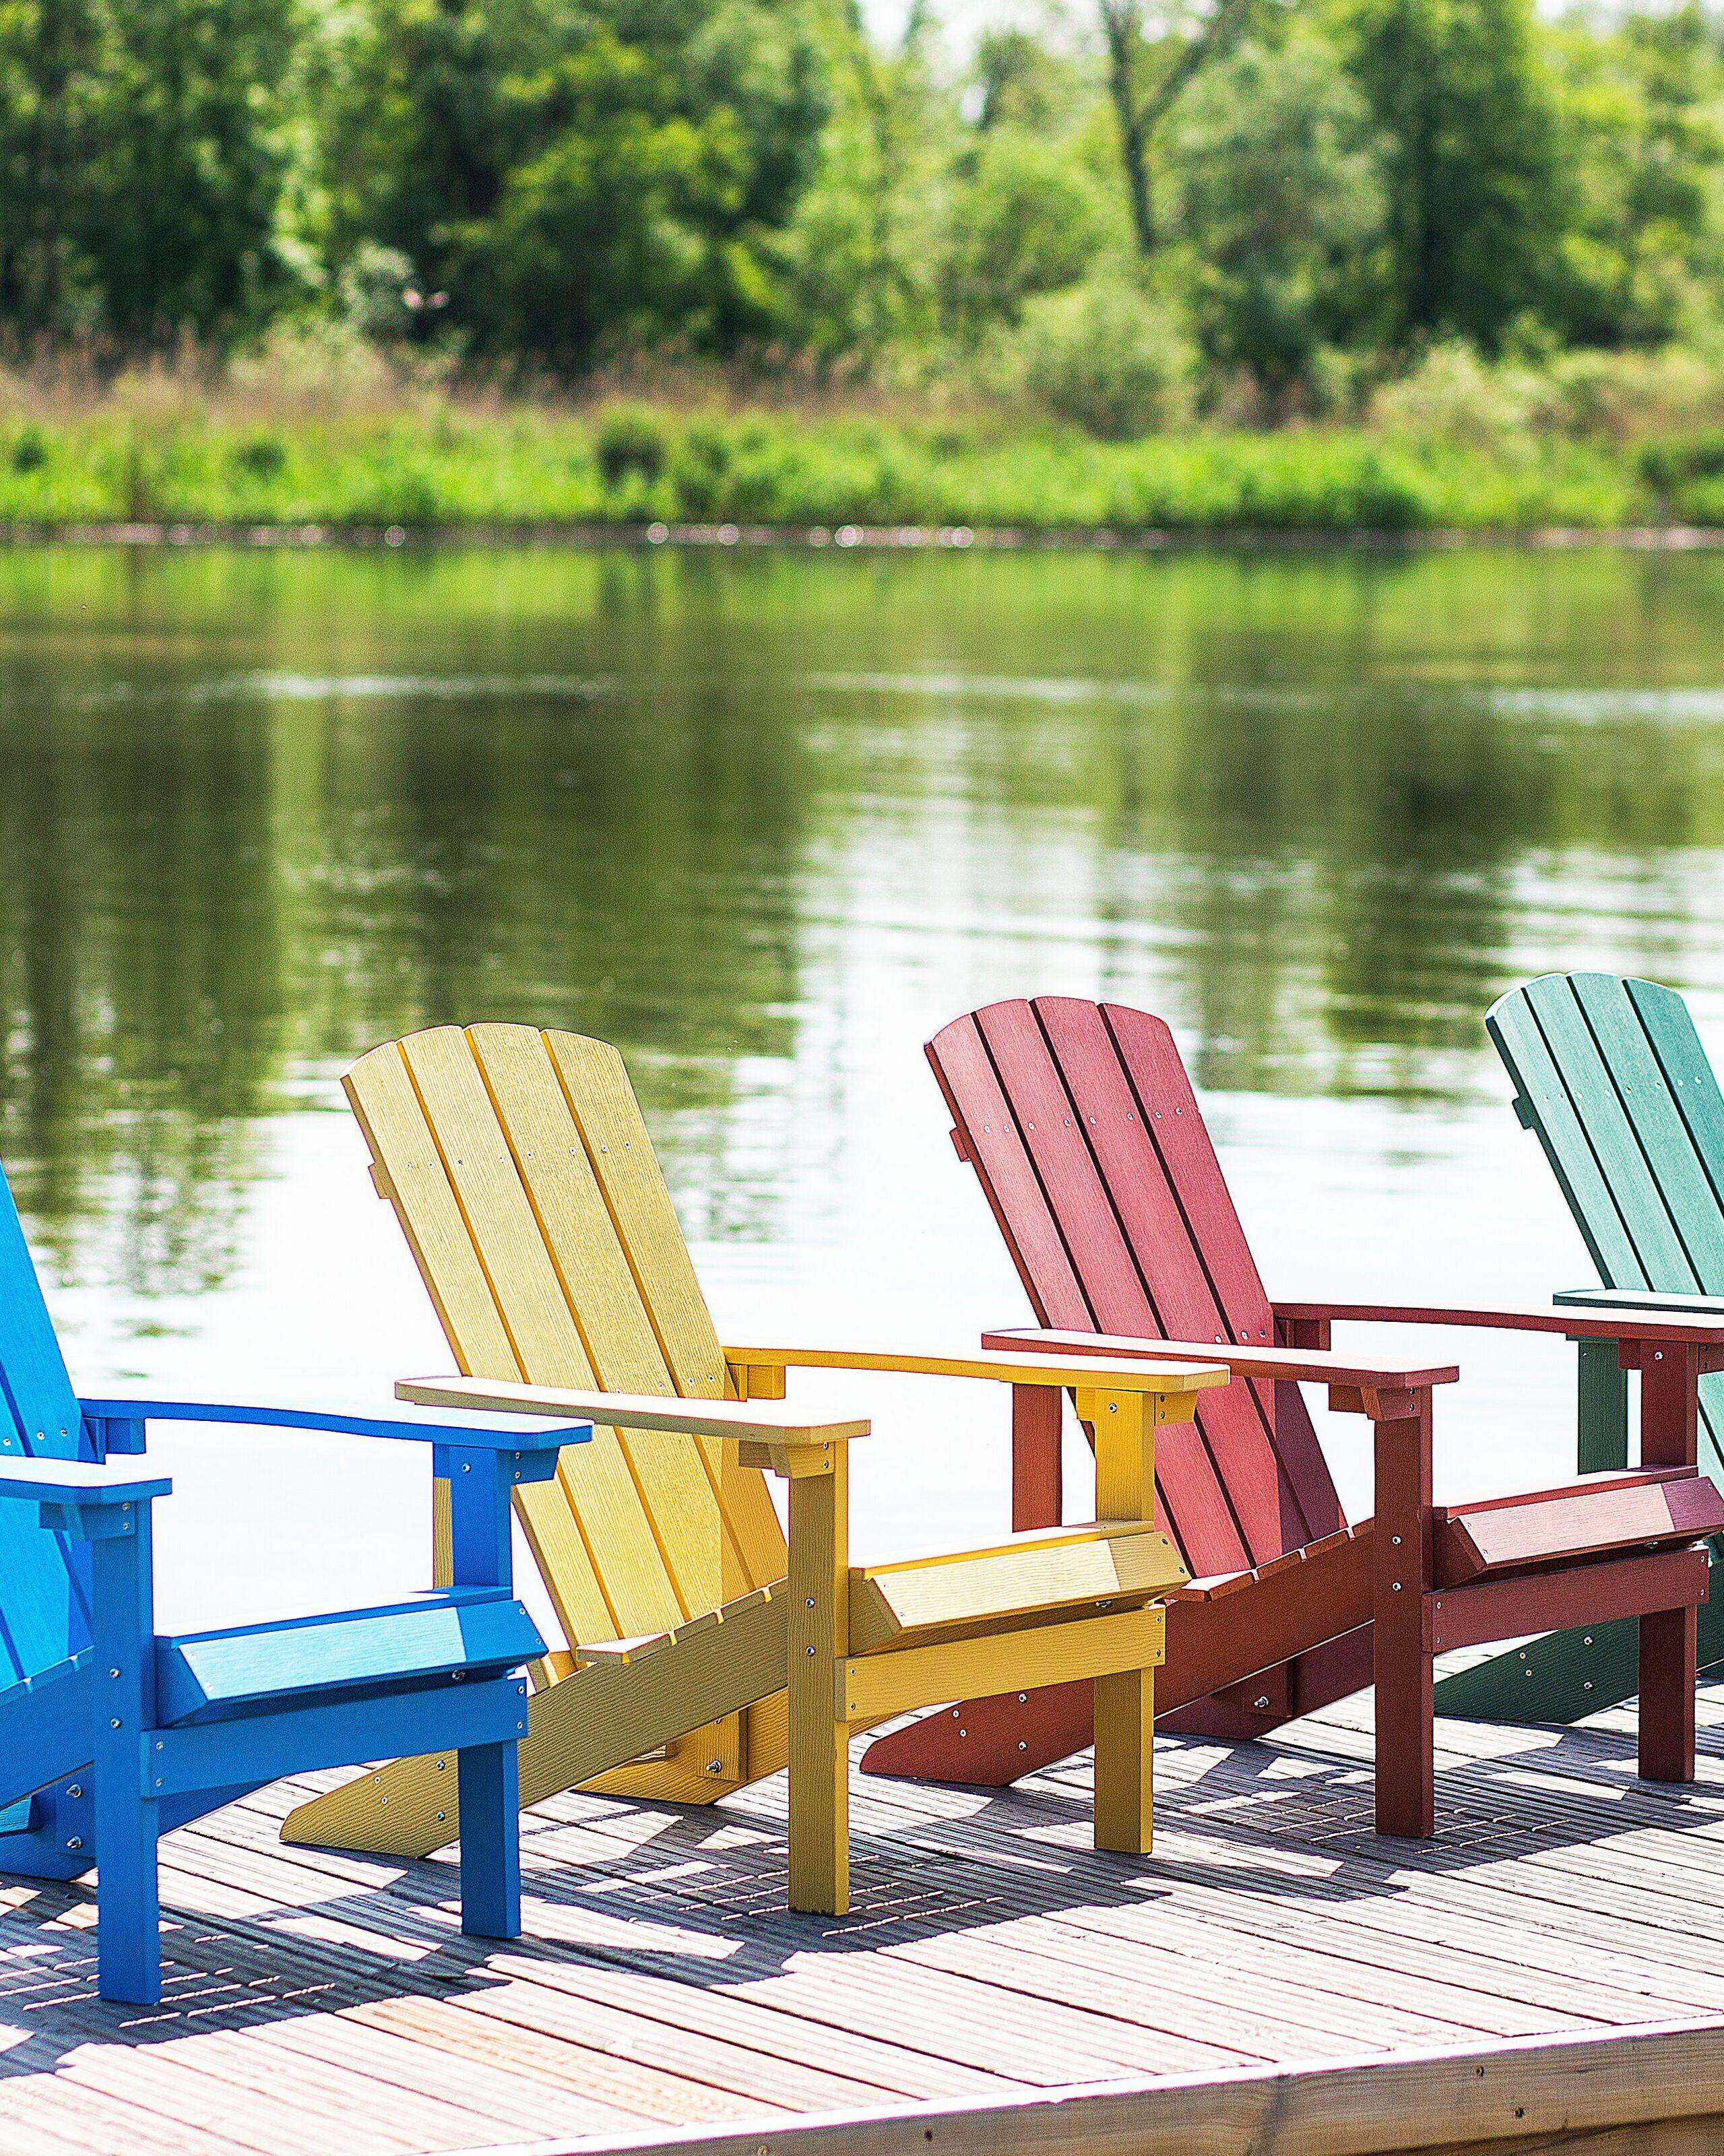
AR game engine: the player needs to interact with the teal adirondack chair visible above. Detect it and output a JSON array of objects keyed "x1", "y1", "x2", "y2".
[
  {"x1": 1436, "y1": 970, "x2": 1724, "y2": 1723},
  {"x1": 0, "y1": 1156, "x2": 592, "y2": 2003}
]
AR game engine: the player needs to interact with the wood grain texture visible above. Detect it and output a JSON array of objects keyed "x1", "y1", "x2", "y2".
[
  {"x1": 292, "y1": 1022, "x2": 794, "y2": 1847},
  {"x1": 30, "y1": 1664, "x2": 1724, "y2": 2156},
  {"x1": 282, "y1": 1585, "x2": 792, "y2": 1853},
  {"x1": 1435, "y1": 1473, "x2": 1724, "y2": 1581},
  {"x1": 839, "y1": 1606, "x2": 1166, "y2": 1725},
  {"x1": 787, "y1": 1446, "x2": 850, "y2": 1914},
  {"x1": 1089, "y1": 1387, "x2": 1157, "y2": 1855},
  {"x1": 847, "y1": 1525, "x2": 1185, "y2": 1653}
]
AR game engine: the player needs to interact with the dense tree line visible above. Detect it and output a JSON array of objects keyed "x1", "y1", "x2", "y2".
[{"x1": 0, "y1": 0, "x2": 1720, "y2": 417}]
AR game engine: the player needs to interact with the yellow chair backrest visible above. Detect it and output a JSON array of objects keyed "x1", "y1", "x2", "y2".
[{"x1": 346, "y1": 1023, "x2": 786, "y2": 1647}]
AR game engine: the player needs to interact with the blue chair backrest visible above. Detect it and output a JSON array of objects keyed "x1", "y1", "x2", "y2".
[{"x1": 0, "y1": 1161, "x2": 91, "y2": 1686}]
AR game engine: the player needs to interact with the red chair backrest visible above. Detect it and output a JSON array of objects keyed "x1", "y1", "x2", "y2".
[{"x1": 928, "y1": 997, "x2": 1345, "y2": 1577}]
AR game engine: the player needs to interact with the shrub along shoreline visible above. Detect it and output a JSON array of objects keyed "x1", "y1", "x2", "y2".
[{"x1": 2, "y1": 397, "x2": 1723, "y2": 536}]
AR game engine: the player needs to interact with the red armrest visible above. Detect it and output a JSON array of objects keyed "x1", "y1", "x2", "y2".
[{"x1": 980, "y1": 1325, "x2": 1459, "y2": 1392}]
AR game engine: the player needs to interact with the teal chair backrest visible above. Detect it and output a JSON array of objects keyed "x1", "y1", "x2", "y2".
[
  {"x1": 1487, "y1": 971, "x2": 1724, "y2": 1473},
  {"x1": 0, "y1": 1163, "x2": 90, "y2": 1687}
]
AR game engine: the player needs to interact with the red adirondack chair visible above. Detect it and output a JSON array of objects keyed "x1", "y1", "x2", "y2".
[{"x1": 860, "y1": 996, "x2": 1724, "y2": 1836}]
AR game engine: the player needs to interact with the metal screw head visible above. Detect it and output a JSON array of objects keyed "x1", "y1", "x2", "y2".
[
  {"x1": 66, "y1": 1785, "x2": 81, "y2": 1800},
  {"x1": 804, "y1": 1645, "x2": 816, "y2": 1656},
  {"x1": 1390, "y1": 1582, "x2": 1402, "y2": 1593},
  {"x1": 1389, "y1": 1535, "x2": 1401, "y2": 1547},
  {"x1": 66, "y1": 1837, "x2": 82, "y2": 1851},
  {"x1": 1018, "y1": 1694, "x2": 1028, "y2": 1704},
  {"x1": 109, "y1": 1717, "x2": 121, "y2": 1728},
  {"x1": 705, "y1": 1759, "x2": 725, "y2": 1775},
  {"x1": 108, "y1": 1668, "x2": 120, "y2": 1679},
  {"x1": 1254, "y1": 1696, "x2": 1271, "y2": 1710},
  {"x1": 805, "y1": 1597, "x2": 815, "y2": 1608},
  {"x1": 437, "y1": 1810, "x2": 447, "y2": 1822},
  {"x1": 1018, "y1": 1741, "x2": 1027, "y2": 1751}
]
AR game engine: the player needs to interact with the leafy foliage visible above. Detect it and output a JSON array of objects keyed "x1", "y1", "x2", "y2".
[{"x1": 0, "y1": 0, "x2": 1716, "y2": 434}]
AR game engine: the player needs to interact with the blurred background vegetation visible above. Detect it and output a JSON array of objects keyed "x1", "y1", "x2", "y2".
[{"x1": 5, "y1": 0, "x2": 1724, "y2": 520}]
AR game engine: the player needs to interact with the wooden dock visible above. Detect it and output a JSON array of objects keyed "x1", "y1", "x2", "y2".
[{"x1": 9, "y1": 1686, "x2": 1724, "y2": 2156}]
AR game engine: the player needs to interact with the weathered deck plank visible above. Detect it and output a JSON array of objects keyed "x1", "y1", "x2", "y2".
[{"x1": 10, "y1": 1687, "x2": 1724, "y2": 2154}]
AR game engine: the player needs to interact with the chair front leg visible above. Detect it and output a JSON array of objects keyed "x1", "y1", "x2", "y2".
[
  {"x1": 445, "y1": 1445, "x2": 525, "y2": 1938},
  {"x1": 1370, "y1": 1386, "x2": 1434, "y2": 1837},
  {"x1": 1083, "y1": 1385, "x2": 1161, "y2": 1856},
  {"x1": 1638, "y1": 1343, "x2": 1700, "y2": 1784},
  {"x1": 786, "y1": 1440, "x2": 850, "y2": 1915},
  {"x1": 89, "y1": 1504, "x2": 162, "y2": 2004}
]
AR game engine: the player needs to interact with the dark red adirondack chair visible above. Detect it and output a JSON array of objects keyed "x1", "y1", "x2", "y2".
[{"x1": 861, "y1": 996, "x2": 1724, "y2": 1836}]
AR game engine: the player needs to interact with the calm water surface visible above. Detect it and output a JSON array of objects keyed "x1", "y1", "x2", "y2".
[{"x1": 5, "y1": 543, "x2": 1723, "y2": 1637}]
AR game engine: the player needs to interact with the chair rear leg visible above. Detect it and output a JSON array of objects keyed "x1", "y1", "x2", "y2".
[
  {"x1": 456, "y1": 1742, "x2": 521, "y2": 1938},
  {"x1": 1638, "y1": 1604, "x2": 1697, "y2": 1784}
]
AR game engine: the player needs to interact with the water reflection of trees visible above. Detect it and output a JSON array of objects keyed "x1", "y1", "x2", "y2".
[
  {"x1": 7, "y1": 544, "x2": 1724, "y2": 1292},
  {"x1": 0, "y1": 548, "x2": 807, "y2": 1290},
  {"x1": 919, "y1": 549, "x2": 1724, "y2": 1101}
]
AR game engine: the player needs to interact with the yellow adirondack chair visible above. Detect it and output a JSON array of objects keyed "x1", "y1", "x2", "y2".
[{"x1": 281, "y1": 1025, "x2": 1222, "y2": 1910}]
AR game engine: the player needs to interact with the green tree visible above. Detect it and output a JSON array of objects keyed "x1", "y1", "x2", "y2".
[
  {"x1": 1543, "y1": 5, "x2": 1724, "y2": 350},
  {"x1": 1335, "y1": 0, "x2": 1568, "y2": 352},
  {"x1": 329, "y1": 0, "x2": 829, "y2": 371},
  {"x1": 1176, "y1": 29, "x2": 1387, "y2": 407},
  {"x1": 1097, "y1": 0, "x2": 1265, "y2": 257},
  {"x1": 0, "y1": 0, "x2": 303, "y2": 351},
  {"x1": 775, "y1": 0, "x2": 940, "y2": 362},
  {"x1": 939, "y1": 130, "x2": 1107, "y2": 340}
]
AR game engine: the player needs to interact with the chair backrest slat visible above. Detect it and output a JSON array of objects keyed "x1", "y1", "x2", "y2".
[
  {"x1": 1097, "y1": 1003, "x2": 1343, "y2": 1552},
  {"x1": 346, "y1": 1025, "x2": 785, "y2": 1648},
  {"x1": 1489, "y1": 971, "x2": 1724, "y2": 1475},
  {"x1": 929, "y1": 998, "x2": 1344, "y2": 1579},
  {"x1": 0, "y1": 1166, "x2": 90, "y2": 1687}
]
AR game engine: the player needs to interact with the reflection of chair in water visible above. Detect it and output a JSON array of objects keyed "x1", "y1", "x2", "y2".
[
  {"x1": 284, "y1": 1023, "x2": 1220, "y2": 1911},
  {"x1": 0, "y1": 1154, "x2": 587, "y2": 2004},
  {"x1": 1434, "y1": 972, "x2": 1724, "y2": 1722},
  {"x1": 861, "y1": 996, "x2": 1724, "y2": 1838}
]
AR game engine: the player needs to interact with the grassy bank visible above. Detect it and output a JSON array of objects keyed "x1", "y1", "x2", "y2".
[{"x1": 0, "y1": 389, "x2": 1697, "y2": 533}]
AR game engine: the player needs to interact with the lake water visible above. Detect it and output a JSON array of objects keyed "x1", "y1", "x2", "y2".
[{"x1": 6, "y1": 541, "x2": 1724, "y2": 1641}]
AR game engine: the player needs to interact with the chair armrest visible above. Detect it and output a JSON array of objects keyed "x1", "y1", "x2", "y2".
[
  {"x1": 978, "y1": 1326, "x2": 1458, "y2": 1391},
  {"x1": 0, "y1": 1456, "x2": 172, "y2": 1509},
  {"x1": 397, "y1": 1376, "x2": 870, "y2": 1449},
  {"x1": 77, "y1": 1393, "x2": 595, "y2": 1455},
  {"x1": 1553, "y1": 1288, "x2": 1724, "y2": 1321},
  {"x1": 1271, "y1": 1299, "x2": 1724, "y2": 1348},
  {"x1": 721, "y1": 1343, "x2": 1230, "y2": 1399}
]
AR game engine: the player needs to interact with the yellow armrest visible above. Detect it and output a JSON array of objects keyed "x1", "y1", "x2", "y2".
[
  {"x1": 397, "y1": 1375, "x2": 868, "y2": 1447},
  {"x1": 722, "y1": 1343, "x2": 1228, "y2": 1398}
]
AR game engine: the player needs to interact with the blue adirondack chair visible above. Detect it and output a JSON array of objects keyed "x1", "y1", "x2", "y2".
[{"x1": 0, "y1": 1159, "x2": 592, "y2": 2004}]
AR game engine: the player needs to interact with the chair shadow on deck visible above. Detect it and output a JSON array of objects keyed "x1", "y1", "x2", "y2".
[{"x1": 6, "y1": 1699, "x2": 1723, "y2": 2052}]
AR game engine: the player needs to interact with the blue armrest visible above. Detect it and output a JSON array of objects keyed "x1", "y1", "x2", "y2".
[
  {"x1": 78, "y1": 1395, "x2": 594, "y2": 1459},
  {"x1": 0, "y1": 1457, "x2": 172, "y2": 1508}
]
